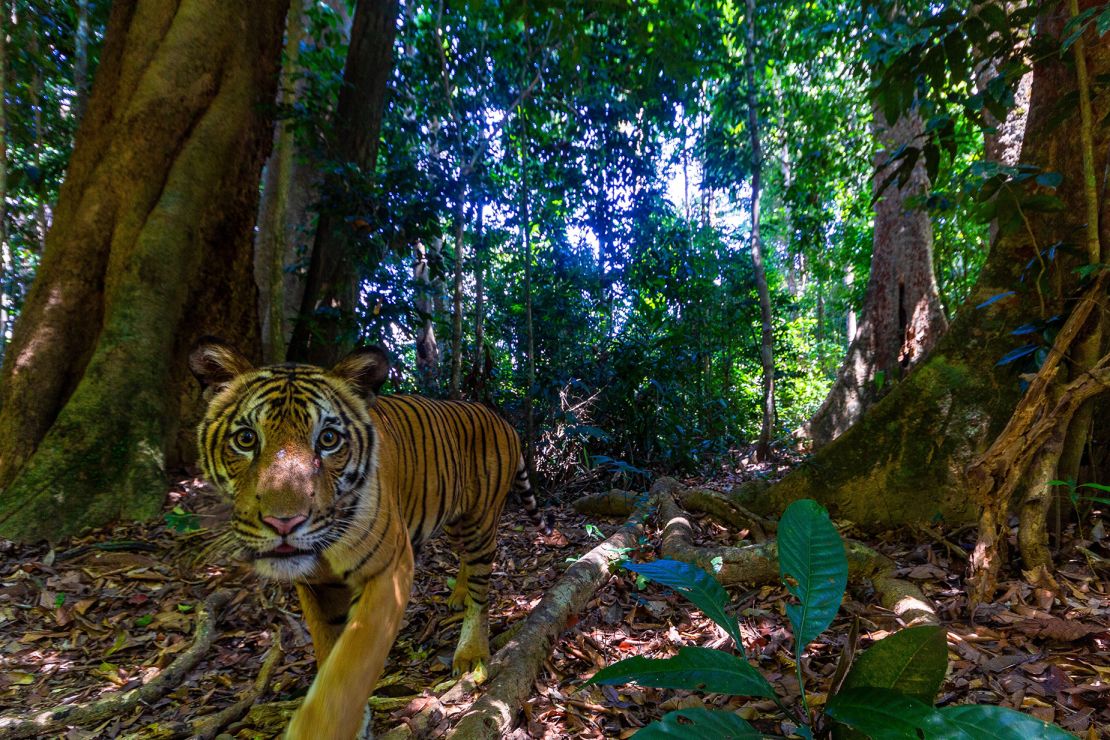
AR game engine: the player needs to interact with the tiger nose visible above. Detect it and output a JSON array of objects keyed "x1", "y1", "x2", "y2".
[{"x1": 262, "y1": 514, "x2": 307, "y2": 535}]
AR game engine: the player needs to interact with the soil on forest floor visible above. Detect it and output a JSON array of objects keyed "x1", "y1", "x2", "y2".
[{"x1": 0, "y1": 465, "x2": 1108, "y2": 738}]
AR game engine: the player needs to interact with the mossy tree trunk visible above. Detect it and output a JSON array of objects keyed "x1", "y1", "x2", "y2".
[
  {"x1": 0, "y1": 0, "x2": 289, "y2": 542},
  {"x1": 745, "y1": 2, "x2": 1110, "y2": 527}
]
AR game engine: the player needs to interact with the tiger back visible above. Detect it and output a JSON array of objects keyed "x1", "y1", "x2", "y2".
[{"x1": 189, "y1": 338, "x2": 539, "y2": 739}]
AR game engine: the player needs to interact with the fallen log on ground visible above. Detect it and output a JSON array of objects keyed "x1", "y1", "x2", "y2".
[{"x1": 445, "y1": 504, "x2": 650, "y2": 740}]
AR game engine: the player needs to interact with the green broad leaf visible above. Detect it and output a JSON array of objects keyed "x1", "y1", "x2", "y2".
[
  {"x1": 634, "y1": 708, "x2": 762, "y2": 739},
  {"x1": 624, "y1": 560, "x2": 746, "y2": 654},
  {"x1": 838, "y1": 625, "x2": 948, "y2": 705},
  {"x1": 825, "y1": 686, "x2": 938, "y2": 739},
  {"x1": 777, "y1": 500, "x2": 848, "y2": 648},
  {"x1": 585, "y1": 646, "x2": 776, "y2": 699},
  {"x1": 932, "y1": 705, "x2": 1076, "y2": 738}
]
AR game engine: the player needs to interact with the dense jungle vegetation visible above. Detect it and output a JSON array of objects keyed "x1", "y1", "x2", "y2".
[{"x1": 0, "y1": 0, "x2": 1107, "y2": 738}]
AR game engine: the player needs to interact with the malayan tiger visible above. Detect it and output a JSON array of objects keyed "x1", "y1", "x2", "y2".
[{"x1": 189, "y1": 338, "x2": 542, "y2": 739}]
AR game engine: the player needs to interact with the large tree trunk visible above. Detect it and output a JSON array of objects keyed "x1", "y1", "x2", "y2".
[
  {"x1": 287, "y1": 0, "x2": 399, "y2": 366},
  {"x1": 742, "y1": 3, "x2": 1110, "y2": 528},
  {"x1": 0, "y1": 0, "x2": 288, "y2": 543},
  {"x1": 801, "y1": 107, "x2": 947, "y2": 447}
]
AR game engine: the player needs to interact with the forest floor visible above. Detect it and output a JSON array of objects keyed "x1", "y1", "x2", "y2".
[{"x1": 0, "y1": 463, "x2": 1108, "y2": 739}]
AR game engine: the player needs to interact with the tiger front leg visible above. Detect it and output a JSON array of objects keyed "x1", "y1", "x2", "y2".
[{"x1": 285, "y1": 536, "x2": 415, "y2": 740}]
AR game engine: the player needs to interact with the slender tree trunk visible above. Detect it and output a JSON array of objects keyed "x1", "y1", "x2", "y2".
[
  {"x1": 473, "y1": 196, "x2": 485, "y2": 369},
  {"x1": 801, "y1": 106, "x2": 947, "y2": 447},
  {"x1": 745, "y1": 2, "x2": 1110, "y2": 528},
  {"x1": 288, "y1": 0, "x2": 399, "y2": 366},
  {"x1": 0, "y1": 1, "x2": 8, "y2": 355},
  {"x1": 448, "y1": 188, "x2": 466, "y2": 399},
  {"x1": 521, "y1": 115, "x2": 535, "y2": 473},
  {"x1": 745, "y1": 0, "x2": 776, "y2": 460},
  {"x1": 74, "y1": 0, "x2": 89, "y2": 121},
  {"x1": 0, "y1": 0, "x2": 288, "y2": 542},
  {"x1": 414, "y1": 239, "x2": 441, "y2": 384},
  {"x1": 255, "y1": 0, "x2": 316, "y2": 364},
  {"x1": 30, "y1": 36, "x2": 46, "y2": 253}
]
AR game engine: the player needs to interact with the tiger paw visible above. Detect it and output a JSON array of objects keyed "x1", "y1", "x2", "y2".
[
  {"x1": 452, "y1": 654, "x2": 488, "y2": 682},
  {"x1": 446, "y1": 586, "x2": 468, "y2": 611}
]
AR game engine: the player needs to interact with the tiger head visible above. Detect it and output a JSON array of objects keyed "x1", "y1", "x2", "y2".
[{"x1": 189, "y1": 338, "x2": 390, "y2": 581}]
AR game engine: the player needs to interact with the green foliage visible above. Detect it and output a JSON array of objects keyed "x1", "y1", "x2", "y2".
[
  {"x1": 633, "y1": 708, "x2": 761, "y2": 739},
  {"x1": 589, "y1": 500, "x2": 1074, "y2": 738},
  {"x1": 625, "y1": 559, "x2": 746, "y2": 654},
  {"x1": 838, "y1": 625, "x2": 947, "y2": 705},
  {"x1": 164, "y1": 506, "x2": 201, "y2": 534}
]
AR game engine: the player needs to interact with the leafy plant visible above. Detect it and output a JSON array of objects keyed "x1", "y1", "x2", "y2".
[
  {"x1": 587, "y1": 499, "x2": 1074, "y2": 738},
  {"x1": 164, "y1": 506, "x2": 201, "y2": 534}
]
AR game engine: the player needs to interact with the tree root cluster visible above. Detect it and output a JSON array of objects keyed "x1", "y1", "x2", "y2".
[{"x1": 10, "y1": 479, "x2": 937, "y2": 739}]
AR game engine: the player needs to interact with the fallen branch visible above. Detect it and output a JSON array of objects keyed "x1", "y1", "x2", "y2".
[
  {"x1": 191, "y1": 625, "x2": 284, "y2": 739},
  {"x1": 446, "y1": 505, "x2": 650, "y2": 739},
  {"x1": 0, "y1": 590, "x2": 233, "y2": 739},
  {"x1": 654, "y1": 480, "x2": 936, "y2": 626}
]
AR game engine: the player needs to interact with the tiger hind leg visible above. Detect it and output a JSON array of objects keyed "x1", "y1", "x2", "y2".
[{"x1": 444, "y1": 515, "x2": 497, "y2": 675}]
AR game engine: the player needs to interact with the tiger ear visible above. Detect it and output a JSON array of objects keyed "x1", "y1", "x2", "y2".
[
  {"x1": 332, "y1": 346, "x2": 390, "y2": 398},
  {"x1": 189, "y1": 336, "x2": 254, "y2": 400}
]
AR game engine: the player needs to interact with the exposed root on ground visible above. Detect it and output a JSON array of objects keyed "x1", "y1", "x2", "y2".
[{"x1": 0, "y1": 590, "x2": 232, "y2": 739}]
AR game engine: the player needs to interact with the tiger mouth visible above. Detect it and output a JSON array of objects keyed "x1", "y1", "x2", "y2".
[{"x1": 255, "y1": 544, "x2": 314, "y2": 559}]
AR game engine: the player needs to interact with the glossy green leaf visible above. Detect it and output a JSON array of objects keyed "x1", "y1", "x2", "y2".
[
  {"x1": 825, "y1": 686, "x2": 938, "y2": 739},
  {"x1": 839, "y1": 625, "x2": 948, "y2": 704},
  {"x1": 930, "y1": 705, "x2": 1076, "y2": 739},
  {"x1": 634, "y1": 708, "x2": 762, "y2": 739},
  {"x1": 624, "y1": 560, "x2": 745, "y2": 654},
  {"x1": 585, "y1": 646, "x2": 776, "y2": 699},
  {"x1": 777, "y1": 499, "x2": 848, "y2": 648}
]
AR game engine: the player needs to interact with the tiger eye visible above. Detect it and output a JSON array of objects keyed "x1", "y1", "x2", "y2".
[
  {"x1": 318, "y1": 428, "x2": 341, "y2": 451},
  {"x1": 232, "y1": 428, "x2": 257, "y2": 451}
]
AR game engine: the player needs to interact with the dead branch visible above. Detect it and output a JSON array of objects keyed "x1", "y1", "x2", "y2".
[
  {"x1": 191, "y1": 625, "x2": 284, "y2": 739},
  {"x1": 654, "y1": 480, "x2": 937, "y2": 626},
  {"x1": 0, "y1": 590, "x2": 233, "y2": 739},
  {"x1": 446, "y1": 505, "x2": 650, "y2": 739}
]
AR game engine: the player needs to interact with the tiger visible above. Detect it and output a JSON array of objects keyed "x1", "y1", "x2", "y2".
[{"x1": 188, "y1": 338, "x2": 542, "y2": 739}]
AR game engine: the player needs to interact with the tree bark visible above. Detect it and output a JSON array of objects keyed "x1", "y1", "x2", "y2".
[
  {"x1": 287, "y1": 0, "x2": 399, "y2": 366},
  {"x1": 801, "y1": 106, "x2": 947, "y2": 447},
  {"x1": 254, "y1": 0, "x2": 318, "y2": 364},
  {"x1": 449, "y1": 193, "x2": 466, "y2": 399},
  {"x1": 742, "y1": 7, "x2": 1110, "y2": 527},
  {"x1": 744, "y1": 0, "x2": 776, "y2": 460},
  {"x1": 0, "y1": 0, "x2": 288, "y2": 542}
]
